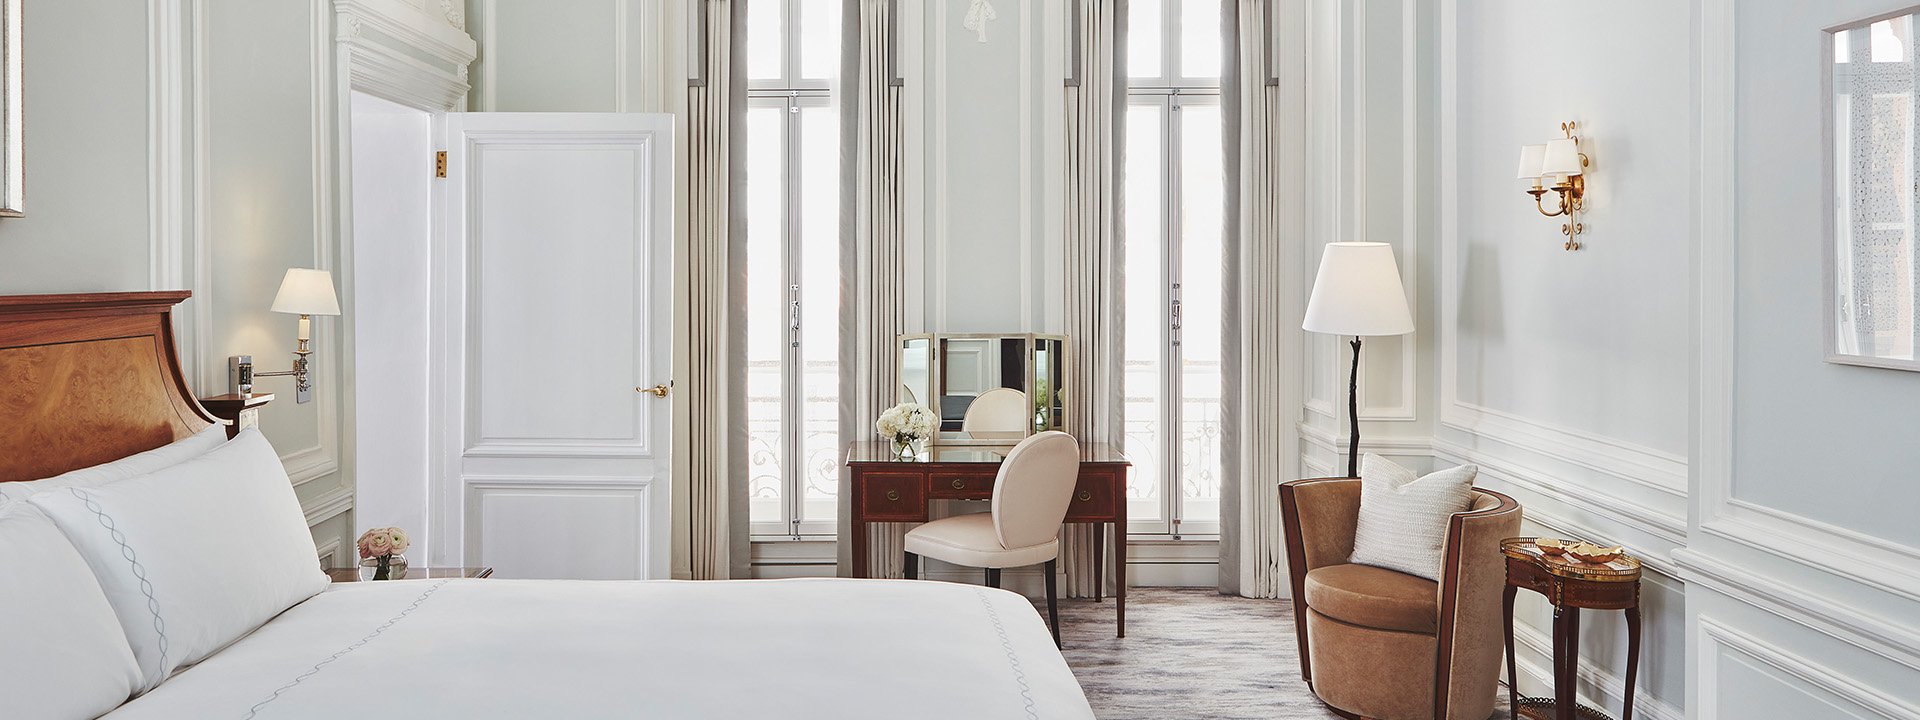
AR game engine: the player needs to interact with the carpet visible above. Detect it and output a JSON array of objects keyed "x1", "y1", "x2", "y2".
[{"x1": 1049, "y1": 588, "x2": 1514, "y2": 719}]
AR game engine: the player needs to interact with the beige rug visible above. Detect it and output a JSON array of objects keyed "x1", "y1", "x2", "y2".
[{"x1": 1049, "y1": 588, "x2": 1514, "y2": 719}]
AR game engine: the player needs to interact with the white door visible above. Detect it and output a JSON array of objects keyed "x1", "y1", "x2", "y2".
[{"x1": 431, "y1": 113, "x2": 674, "y2": 579}]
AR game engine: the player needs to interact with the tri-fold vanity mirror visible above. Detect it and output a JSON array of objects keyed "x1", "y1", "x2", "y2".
[{"x1": 898, "y1": 333, "x2": 1068, "y2": 444}]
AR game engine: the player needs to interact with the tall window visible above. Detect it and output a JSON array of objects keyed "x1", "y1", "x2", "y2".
[
  {"x1": 1124, "y1": 0, "x2": 1224, "y2": 538},
  {"x1": 745, "y1": 0, "x2": 841, "y2": 538}
]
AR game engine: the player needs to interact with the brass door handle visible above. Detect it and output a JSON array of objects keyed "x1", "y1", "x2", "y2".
[
  {"x1": 951, "y1": 479, "x2": 966, "y2": 490},
  {"x1": 886, "y1": 489, "x2": 900, "y2": 501},
  {"x1": 1078, "y1": 490, "x2": 1093, "y2": 502},
  {"x1": 638, "y1": 382, "x2": 672, "y2": 398}
]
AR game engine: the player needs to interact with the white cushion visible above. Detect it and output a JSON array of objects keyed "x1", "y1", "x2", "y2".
[
  {"x1": 29, "y1": 429, "x2": 329, "y2": 691},
  {"x1": 0, "y1": 424, "x2": 227, "y2": 503},
  {"x1": 0, "y1": 501, "x2": 144, "y2": 719},
  {"x1": 1347, "y1": 453, "x2": 1477, "y2": 582},
  {"x1": 905, "y1": 513, "x2": 1060, "y2": 569}
]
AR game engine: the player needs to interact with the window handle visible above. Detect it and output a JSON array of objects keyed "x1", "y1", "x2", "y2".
[
  {"x1": 1171, "y1": 298, "x2": 1183, "y2": 346},
  {"x1": 789, "y1": 298, "x2": 801, "y2": 348}
]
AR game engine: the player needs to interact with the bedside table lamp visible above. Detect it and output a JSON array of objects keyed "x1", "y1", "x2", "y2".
[
  {"x1": 230, "y1": 268, "x2": 340, "y2": 404},
  {"x1": 1302, "y1": 242, "x2": 1414, "y2": 477}
]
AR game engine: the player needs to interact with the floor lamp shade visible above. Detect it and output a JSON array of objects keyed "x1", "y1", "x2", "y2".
[{"x1": 1303, "y1": 242, "x2": 1414, "y2": 337}]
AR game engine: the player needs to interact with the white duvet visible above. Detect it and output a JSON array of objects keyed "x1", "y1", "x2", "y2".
[{"x1": 103, "y1": 577, "x2": 1093, "y2": 720}]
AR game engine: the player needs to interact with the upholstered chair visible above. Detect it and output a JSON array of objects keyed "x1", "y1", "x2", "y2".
[
  {"x1": 961, "y1": 387, "x2": 1031, "y2": 433},
  {"x1": 904, "y1": 431, "x2": 1080, "y2": 645},
  {"x1": 1279, "y1": 477, "x2": 1522, "y2": 720}
]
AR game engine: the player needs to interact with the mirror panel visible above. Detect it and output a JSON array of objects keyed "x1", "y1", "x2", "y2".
[{"x1": 896, "y1": 333, "x2": 1068, "y2": 444}]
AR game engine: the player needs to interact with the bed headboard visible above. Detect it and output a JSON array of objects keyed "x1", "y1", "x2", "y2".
[{"x1": 0, "y1": 291, "x2": 216, "y2": 482}]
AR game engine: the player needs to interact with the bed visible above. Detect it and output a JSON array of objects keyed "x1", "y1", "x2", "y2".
[{"x1": 0, "y1": 292, "x2": 1094, "y2": 720}]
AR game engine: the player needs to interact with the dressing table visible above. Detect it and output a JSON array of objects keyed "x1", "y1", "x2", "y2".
[{"x1": 844, "y1": 440, "x2": 1131, "y2": 636}]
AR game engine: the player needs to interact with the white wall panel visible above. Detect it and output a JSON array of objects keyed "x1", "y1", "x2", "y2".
[{"x1": 467, "y1": 479, "x2": 657, "y2": 579}]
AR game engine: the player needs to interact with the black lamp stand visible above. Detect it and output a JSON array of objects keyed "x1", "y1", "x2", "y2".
[{"x1": 1345, "y1": 336, "x2": 1362, "y2": 478}]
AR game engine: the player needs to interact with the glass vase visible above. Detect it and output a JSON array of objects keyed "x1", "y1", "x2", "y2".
[{"x1": 359, "y1": 553, "x2": 409, "y2": 581}]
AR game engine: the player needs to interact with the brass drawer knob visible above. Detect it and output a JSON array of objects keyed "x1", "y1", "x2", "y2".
[
  {"x1": 886, "y1": 489, "x2": 900, "y2": 501},
  {"x1": 951, "y1": 478, "x2": 966, "y2": 490},
  {"x1": 1078, "y1": 490, "x2": 1093, "y2": 502}
]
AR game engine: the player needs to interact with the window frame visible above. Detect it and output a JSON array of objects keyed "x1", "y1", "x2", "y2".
[
  {"x1": 1124, "y1": 0, "x2": 1224, "y2": 540},
  {"x1": 745, "y1": 0, "x2": 840, "y2": 540}
]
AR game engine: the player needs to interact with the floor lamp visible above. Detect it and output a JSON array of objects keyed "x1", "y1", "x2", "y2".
[{"x1": 1302, "y1": 242, "x2": 1414, "y2": 478}]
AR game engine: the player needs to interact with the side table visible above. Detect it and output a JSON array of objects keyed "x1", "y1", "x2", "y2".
[
  {"x1": 327, "y1": 566, "x2": 493, "y2": 582},
  {"x1": 1501, "y1": 538, "x2": 1642, "y2": 720}
]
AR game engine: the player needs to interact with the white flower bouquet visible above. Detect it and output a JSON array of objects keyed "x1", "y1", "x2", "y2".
[{"x1": 876, "y1": 402, "x2": 938, "y2": 458}]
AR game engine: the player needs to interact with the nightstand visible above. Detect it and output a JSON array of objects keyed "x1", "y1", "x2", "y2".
[
  {"x1": 199, "y1": 392, "x2": 274, "y2": 439},
  {"x1": 326, "y1": 566, "x2": 493, "y2": 582}
]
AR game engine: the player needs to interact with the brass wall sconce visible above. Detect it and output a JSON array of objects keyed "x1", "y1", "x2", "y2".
[{"x1": 1516, "y1": 121, "x2": 1591, "y2": 251}]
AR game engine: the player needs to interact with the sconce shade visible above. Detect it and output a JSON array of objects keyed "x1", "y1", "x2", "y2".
[
  {"x1": 1515, "y1": 144, "x2": 1547, "y2": 179},
  {"x1": 271, "y1": 268, "x2": 341, "y2": 316},
  {"x1": 1302, "y1": 242, "x2": 1415, "y2": 337},
  {"x1": 1542, "y1": 137, "x2": 1583, "y2": 177}
]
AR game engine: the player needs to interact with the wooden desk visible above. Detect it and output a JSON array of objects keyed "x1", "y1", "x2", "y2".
[
  {"x1": 845, "y1": 441, "x2": 1131, "y2": 637},
  {"x1": 1501, "y1": 538, "x2": 1643, "y2": 720}
]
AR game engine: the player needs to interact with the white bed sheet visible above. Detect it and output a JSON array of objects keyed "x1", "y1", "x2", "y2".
[{"x1": 103, "y1": 577, "x2": 1093, "y2": 720}]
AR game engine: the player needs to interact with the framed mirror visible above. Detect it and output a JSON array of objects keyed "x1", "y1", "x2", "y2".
[
  {"x1": 897, "y1": 333, "x2": 1069, "y2": 444},
  {"x1": 1827, "y1": 10, "x2": 1920, "y2": 370}
]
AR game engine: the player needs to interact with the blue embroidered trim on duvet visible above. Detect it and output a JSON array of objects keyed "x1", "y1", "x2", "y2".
[
  {"x1": 975, "y1": 587, "x2": 1040, "y2": 719},
  {"x1": 242, "y1": 580, "x2": 450, "y2": 719}
]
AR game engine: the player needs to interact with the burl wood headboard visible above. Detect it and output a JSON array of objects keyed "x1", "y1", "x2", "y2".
[{"x1": 0, "y1": 291, "x2": 216, "y2": 482}]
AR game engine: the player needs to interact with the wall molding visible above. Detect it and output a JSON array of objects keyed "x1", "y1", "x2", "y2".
[
  {"x1": 1696, "y1": 615, "x2": 1920, "y2": 720},
  {"x1": 334, "y1": 0, "x2": 476, "y2": 112},
  {"x1": 1431, "y1": 434, "x2": 1687, "y2": 548},
  {"x1": 1677, "y1": 547, "x2": 1920, "y2": 671},
  {"x1": 304, "y1": 484, "x2": 356, "y2": 527}
]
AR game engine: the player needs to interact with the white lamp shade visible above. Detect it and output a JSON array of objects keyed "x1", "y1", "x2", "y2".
[
  {"x1": 1542, "y1": 137, "x2": 1583, "y2": 177},
  {"x1": 271, "y1": 268, "x2": 341, "y2": 316},
  {"x1": 1515, "y1": 144, "x2": 1547, "y2": 179},
  {"x1": 1302, "y1": 242, "x2": 1415, "y2": 337}
]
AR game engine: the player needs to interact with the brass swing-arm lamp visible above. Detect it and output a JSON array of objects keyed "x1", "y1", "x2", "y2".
[{"x1": 230, "y1": 268, "x2": 340, "y2": 404}]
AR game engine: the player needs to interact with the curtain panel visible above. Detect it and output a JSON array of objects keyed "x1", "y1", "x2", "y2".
[
  {"x1": 1219, "y1": 0, "x2": 1295, "y2": 598},
  {"x1": 684, "y1": 0, "x2": 750, "y2": 581},
  {"x1": 836, "y1": 0, "x2": 911, "y2": 578},
  {"x1": 1061, "y1": 0, "x2": 1127, "y2": 599}
]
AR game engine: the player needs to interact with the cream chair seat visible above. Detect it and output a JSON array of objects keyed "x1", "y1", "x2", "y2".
[{"x1": 904, "y1": 430, "x2": 1080, "y2": 645}]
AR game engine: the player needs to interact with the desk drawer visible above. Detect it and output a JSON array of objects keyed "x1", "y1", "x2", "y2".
[
  {"x1": 858, "y1": 472, "x2": 928, "y2": 522},
  {"x1": 1064, "y1": 470, "x2": 1118, "y2": 521},
  {"x1": 929, "y1": 470, "x2": 995, "y2": 499}
]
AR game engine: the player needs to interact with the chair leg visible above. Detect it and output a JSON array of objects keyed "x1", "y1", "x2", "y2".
[
  {"x1": 904, "y1": 551, "x2": 918, "y2": 580},
  {"x1": 985, "y1": 568, "x2": 1001, "y2": 589},
  {"x1": 1045, "y1": 559, "x2": 1061, "y2": 647}
]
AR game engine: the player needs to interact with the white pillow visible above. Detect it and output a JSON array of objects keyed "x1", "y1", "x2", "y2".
[
  {"x1": 1347, "y1": 453, "x2": 1478, "y2": 582},
  {"x1": 29, "y1": 429, "x2": 328, "y2": 691},
  {"x1": 0, "y1": 501, "x2": 145, "y2": 719},
  {"x1": 0, "y1": 424, "x2": 227, "y2": 502}
]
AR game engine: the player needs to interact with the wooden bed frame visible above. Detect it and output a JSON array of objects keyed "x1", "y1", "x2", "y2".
[{"x1": 0, "y1": 291, "x2": 216, "y2": 482}]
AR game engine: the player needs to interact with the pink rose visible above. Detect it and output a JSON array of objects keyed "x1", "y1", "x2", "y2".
[
  {"x1": 358, "y1": 530, "x2": 393, "y2": 559},
  {"x1": 385, "y1": 528, "x2": 411, "y2": 555}
]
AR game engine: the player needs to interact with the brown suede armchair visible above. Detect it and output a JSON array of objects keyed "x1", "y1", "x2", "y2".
[{"x1": 1279, "y1": 477, "x2": 1522, "y2": 720}]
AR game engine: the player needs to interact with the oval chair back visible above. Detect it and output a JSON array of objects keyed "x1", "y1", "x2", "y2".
[
  {"x1": 989, "y1": 431, "x2": 1082, "y2": 550},
  {"x1": 962, "y1": 387, "x2": 1030, "y2": 433}
]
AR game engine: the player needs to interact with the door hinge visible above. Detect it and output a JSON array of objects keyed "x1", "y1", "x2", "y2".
[{"x1": 434, "y1": 151, "x2": 447, "y2": 178}]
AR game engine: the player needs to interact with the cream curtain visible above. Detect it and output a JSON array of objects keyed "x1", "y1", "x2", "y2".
[
  {"x1": 1061, "y1": 0, "x2": 1127, "y2": 598},
  {"x1": 684, "y1": 0, "x2": 750, "y2": 581},
  {"x1": 836, "y1": 0, "x2": 910, "y2": 578},
  {"x1": 1219, "y1": 0, "x2": 1291, "y2": 598}
]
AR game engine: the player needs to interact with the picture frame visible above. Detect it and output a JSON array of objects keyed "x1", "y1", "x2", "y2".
[{"x1": 0, "y1": 0, "x2": 21, "y2": 218}]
